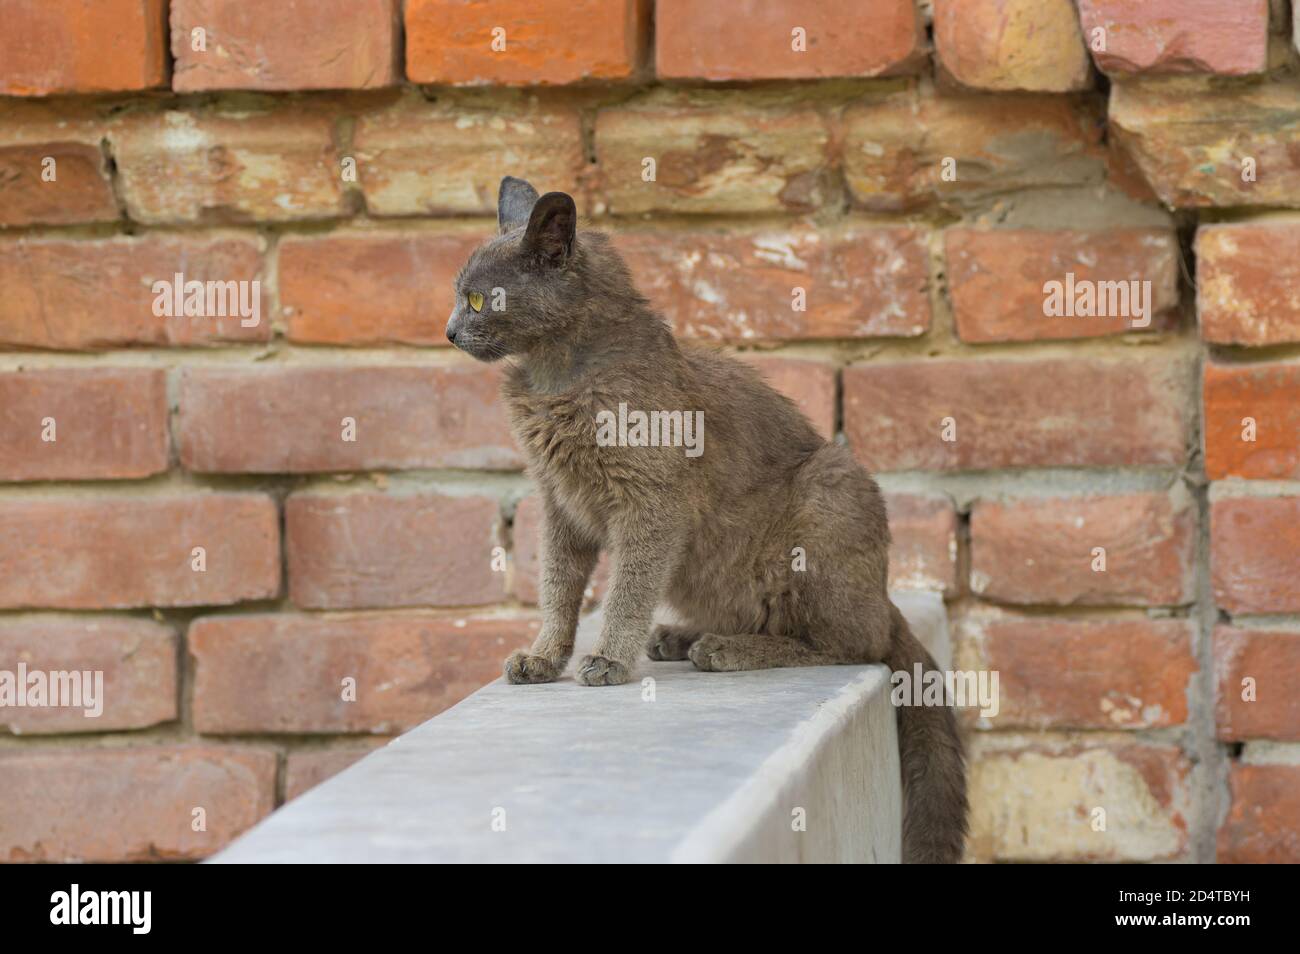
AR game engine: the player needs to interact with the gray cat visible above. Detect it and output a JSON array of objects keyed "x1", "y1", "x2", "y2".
[{"x1": 446, "y1": 177, "x2": 968, "y2": 863}]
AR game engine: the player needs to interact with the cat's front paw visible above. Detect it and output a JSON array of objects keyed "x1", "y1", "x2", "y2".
[
  {"x1": 646, "y1": 624, "x2": 701, "y2": 661},
  {"x1": 688, "y1": 634, "x2": 736, "y2": 672},
  {"x1": 575, "y1": 654, "x2": 630, "y2": 686},
  {"x1": 504, "y1": 651, "x2": 560, "y2": 685}
]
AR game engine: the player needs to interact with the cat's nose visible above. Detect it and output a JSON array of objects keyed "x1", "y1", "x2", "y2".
[{"x1": 446, "y1": 314, "x2": 459, "y2": 343}]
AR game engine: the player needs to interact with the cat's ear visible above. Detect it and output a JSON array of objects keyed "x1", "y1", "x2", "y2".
[
  {"x1": 498, "y1": 176, "x2": 540, "y2": 234},
  {"x1": 521, "y1": 192, "x2": 577, "y2": 266}
]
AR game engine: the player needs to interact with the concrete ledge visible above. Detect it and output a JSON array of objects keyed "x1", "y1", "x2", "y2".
[{"x1": 211, "y1": 591, "x2": 947, "y2": 864}]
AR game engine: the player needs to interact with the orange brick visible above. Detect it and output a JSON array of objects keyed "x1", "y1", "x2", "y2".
[
  {"x1": 884, "y1": 493, "x2": 959, "y2": 596},
  {"x1": 1215, "y1": 627, "x2": 1300, "y2": 741},
  {"x1": 285, "y1": 744, "x2": 387, "y2": 801},
  {"x1": 0, "y1": 495, "x2": 280, "y2": 609},
  {"x1": 0, "y1": 746, "x2": 274, "y2": 861},
  {"x1": 171, "y1": 0, "x2": 400, "y2": 91},
  {"x1": 1218, "y1": 763, "x2": 1300, "y2": 863},
  {"x1": 934, "y1": 0, "x2": 1090, "y2": 92},
  {"x1": 0, "y1": 101, "x2": 119, "y2": 227},
  {"x1": 1211, "y1": 496, "x2": 1300, "y2": 615},
  {"x1": 0, "y1": 0, "x2": 167, "y2": 95},
  {"x1": 656, "y1": 0, "x2": 921, "y2": 81},
  {"x1": 191, "y1": 613, "x2": 540, "y2": 733},
  {"x1": 1204, "y1": 362, "x2": 1300, "y2": 480},
  {"x1": 1078, "y1": 0, "x2": 1269, "y2": 76},
  {"x1": 1197, "y1": 224, "x2": 1300, "y2": 345},
  {"x1": 0, "y1": 369, "x2": 168, "y2": 481},
  {"x1": 405, "y1": 0, "x2": 648, "y2": 85}
]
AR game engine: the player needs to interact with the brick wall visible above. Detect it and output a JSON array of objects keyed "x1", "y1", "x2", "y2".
[{"x1": 0, "y1": 0, "x2": 1297, "y2": 863}]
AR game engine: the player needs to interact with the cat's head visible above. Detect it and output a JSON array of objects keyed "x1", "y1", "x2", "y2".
[{"x1": 446, "y1": 176, "x2": 582, "y2": 362}]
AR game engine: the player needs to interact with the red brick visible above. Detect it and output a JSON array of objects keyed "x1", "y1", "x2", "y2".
[
  {"x1": 285, "y1": 743, "x2": 388, "y2": 801},
  {"x1": 191, "y1": 613, "x2": 540, "y2": 733},
  {"x1": 738, "y1": 356, "x2": 837, "y2": 441},
  {"x1": 354, "y1": 93, "x2": 585, "y2": 217},
  {"x1": 171, "y1": 0, "x2": 400, "y2": 92},
  {"x1": 178, "y1": 365, "x2": 521, "y2": 473},
  {"x1": 287, "y1": 492, "x2": 505, "y2": 609},
  {"x1": 0, "y1": 746, "x2": 274, "y2": 862},
  {"x1": 945, "y1": 228, "x2": 1179, "y2": 343},
  {"x1": 969, "y1": 740, "x2": 1192, "y2": 861},
  {"x1": 656, "y1": 0, "x2": 921, "y2": 81},
  {"x1": 0, "y1": 369, "x2": 168, "y2": 482},
  {"x1": 970, "y1": 491, "x2": 1195, "y2": 606},
  {"x1": 1109, "y1": 75, "x2": 1300, "y2": 208},
  {"x1": 110, "y1": 107, "x2": 346, "y2": 224},
  {"x1": 0, "y1": 618, "x2": 176, "y2": 733},
  {"x1": 0, "y1": 234, "x2": 270, "y2": 349},
  {"x1": 279, "y1": 230, "x2": 487, "y2": 345},
  {"x1": 615, "y1": 226, "x2": 930, "y2": 342},
  {"x1": 511, "y1": 495, "x2": 608, "y2": 606},
  {"x1": 843, "y1": 88, "x2": 1111, "y2": 212},
  {"x1": 1197, "y1": 224, "x2": 1300, "y2": 345},
  {"x1": 966, "y1": 617, "x2": 1195, "y2": 729},
  {"x1": 594, "y1": 91, "x2": 831, "y2": 215},
  {"x1": 1211, "y1": 496, "x2": 1300, "y2": 615},
  {"x1": 1215, "y1": 627, "x2": 1300, "y2": 741},
  {"x1": 1077, "y1": 0, "x2": 1269, "y2": 76},
  {"x1": 405, "y1": 0, "x2": 648, "y2": 85},
  {"x1": 0, "y1": 101, "x2": 119, "y2": 227},
  {"x1": 0, "y1": 0, "x2": 167, "y2": 95},
  {"x1": 843, "y1": 355, "x2": 1191, "y2": 472},
  {"x1": 1204, "y1": 362, "x2": 1300, "y2": 480},
  {"x1": 1218, "y1": 763, "x2": 1300, "y2": 863},
  {"x1": 934, "y1": 0, "x2": 1090, "y2": 92},
  {"x1": 885, "y1": 493, "x2": 959, "y2": 596},
  {"x1": 0, "y1": 495, "x2": 280, "y2": 609}
]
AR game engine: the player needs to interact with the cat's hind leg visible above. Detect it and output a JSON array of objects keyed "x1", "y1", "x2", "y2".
[
  {"x1": 646, "y1": 624, "x2": 706, "y2": 661},
  {"x1": 688, "y1": 633, "x2": 851, "y2": 672}
]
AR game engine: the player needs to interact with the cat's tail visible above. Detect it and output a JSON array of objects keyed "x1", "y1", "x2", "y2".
[{"x1": 883, "y1": 602, "x2": 968, "y2": 863}]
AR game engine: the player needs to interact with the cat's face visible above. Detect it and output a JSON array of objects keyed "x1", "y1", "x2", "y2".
[{"x1": 447, "y1": 177, "x2": 578, "y2": 362}]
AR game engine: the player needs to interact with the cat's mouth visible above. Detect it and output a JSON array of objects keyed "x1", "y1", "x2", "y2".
[{"x1": 449, "y1": 333, "x2": 511, "y2": 362}]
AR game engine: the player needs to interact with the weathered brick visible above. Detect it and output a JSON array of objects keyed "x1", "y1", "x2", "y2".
[
  {"x1": 1110, "y1": 75, "x2": 1300, "y2": 208},
  {"x1": 738, "y1": 356, "x2": 837, "y2": 441},
  {"x1": 191, "y1": 613, "x2": 540, "y2": 733},
  {"x1": 933, "y1": 0, "x2": 1090, "y2": 92},
  {"x1": 0, "y1": 369, "x2": 168, "y2": 481},
  {"x1": 287, "y1": 492, "x2": 505, "y2": 609},
  {"x1": 969, "y1": 491, "x2": 1195, "y2": 606},
  {"x1": 615, "y1": 226, "x2": 930, "y2": 342},
  {"x1": 405, "y1": 0, "x2": 647, "y2": 85},
  {"x1": 1077, "y1": 0, "x2": 1269, "y2": 76},
  {"x1": 1211, "y1": 496, "x2": 1300, "y2": 615},
  {"x1": 354, "y1": 93, "x2": 584, "y2": 217},
  {"x1": 0, "y1": 746, "x2": 274, "y2": 862},
  {"x1": 0, "y1": 618, "x2": 177, "y2": 734},
  {"x1": 968, "y1": 740, "x2": 1191, "y2": 861},
  {"x1": 884, "y1": 493, "x2": 959, "y2": 596},
  {"x1": 0, "y1": 495, "x2": 280, "y2": 609},
  {"x1": 963, "y1": 616, "x2": 1196, "y2": 729},
  {"x1": 945, "y1": 228, "x2": 1179, "y2": 343},
  {"x1": 1204, "y1": 362, "x2": 1300, "y2": 480},
  {"x1": 279, "y1": 229, "x2": 487, "y2": 345},
  {"x1": 0, "y1": 234, "x2": 269, "y2": 348},
  {"x1": 656, "y1": 0, "x2": 921, "y2": 81},
  {"x1": 511, "y1": 495, "x2": 608, "y2": 606},
  {"x1": 1218, "y1": 762, "x2": 1300, "y2": 863},
  {"x1": 0, "y1": 0, "x2": 167, "y2": 95},
  {"x1": 1215, "y1": 627, "x2": 1300, "y2": 741},
  {"x1": 178, "y1": 365, "x2": 521, "y2": 473},
  {"x1": 594, "y1": 90, "x2": 831, "y2": 215},
  {"x1": 0, "y1": 101, "x2": 118, "y2": 227},
  {"x1": 110, "y1": 107, "x2": 346, "y2": 224},
  {"x1": 171, "y1": 0, "x2": 400, "y2": 92},
  {"x1": 1196, "y1": 223, "x2": 1300, "y2": 345},
  {"x1": 285, "y1": 743, "x2": 387, "y2": 801},
  {"x1": 843, "y1": 88, "x2": 1112, "y2": 212},
  {"x1": 843, "y1": 355, "x2": 1191, "y2": 472}
]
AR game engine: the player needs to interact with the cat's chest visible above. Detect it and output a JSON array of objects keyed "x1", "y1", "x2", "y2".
[{"x1": 505, "y1": 391, "x2": 606, "y2": 487}]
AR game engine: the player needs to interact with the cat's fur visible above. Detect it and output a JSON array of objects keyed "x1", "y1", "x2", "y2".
[{"x1": 447, "y1": 177, "x2": 968, "y2": 863}]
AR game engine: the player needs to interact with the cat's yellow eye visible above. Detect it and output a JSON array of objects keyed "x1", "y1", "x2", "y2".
[{"x1": 468, "y1": 291, "x2": 484, "y2": 313}]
